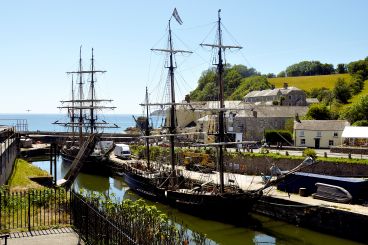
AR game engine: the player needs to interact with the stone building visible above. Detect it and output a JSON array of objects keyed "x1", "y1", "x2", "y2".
[
  {"x1": 244, "y1": 83, "x2": 307, "y2": 106},
  {"x1": 229, "y1": 105, "x2": 309, "y2": 142}
]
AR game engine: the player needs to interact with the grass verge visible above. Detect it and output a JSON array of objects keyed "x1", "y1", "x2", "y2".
[{"x1": 7, "y1": 158, "x2": 50, "y2": 190}]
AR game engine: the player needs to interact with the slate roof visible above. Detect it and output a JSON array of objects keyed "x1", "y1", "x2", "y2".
[
  {"x1": 234, "y1": 106, "x2": 308, "y2": 118},
  {"x1": 294, "y1": 120, "x2": 349, "y2": 131},
  {"x1": 244, "y1": 87, "x2": 301, "y2": 98}
]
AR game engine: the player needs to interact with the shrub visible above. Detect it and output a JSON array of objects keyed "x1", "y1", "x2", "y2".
[{"x1": 303, "y1": 148, "x2": 317, "y2": 159}]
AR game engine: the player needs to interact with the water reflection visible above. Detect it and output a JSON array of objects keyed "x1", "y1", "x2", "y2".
[{"x1": 29, "y1": 157, "x2": 364, "y2": 245}]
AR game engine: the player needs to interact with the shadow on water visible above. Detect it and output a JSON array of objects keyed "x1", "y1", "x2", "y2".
[{"x1": 29, "y1": 156, "x2": 365, "y2": 245}]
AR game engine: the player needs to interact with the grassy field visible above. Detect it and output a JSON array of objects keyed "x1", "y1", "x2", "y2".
[
  {"x1": 7, "y1": 158, "x2": 50, "y2": 190},
  {"x1": 268, "y1": 73, "x2": 351, "y2": 91}
]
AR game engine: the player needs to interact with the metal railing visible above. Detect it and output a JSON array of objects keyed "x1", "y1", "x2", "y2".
[
  {"x1": 0, "y1": 188, "x2": 70, "y2": 233},
  {"x1": 70, "y1": 191, "x2": 136, "y2": 245}
]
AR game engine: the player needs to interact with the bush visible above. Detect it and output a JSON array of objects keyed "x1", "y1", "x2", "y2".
[
  {"x1": 264, "y1": 130, "x2": 293, "y2": 146},
  {"x1": 303, "y1": 148, "x2": 317, "y2": 159}
]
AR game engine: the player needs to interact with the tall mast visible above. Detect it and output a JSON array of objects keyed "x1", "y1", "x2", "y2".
[
  {"x1": 71, "y1": 74, "x2": 75, "y2": 138},
  {"x1": 78, "y1": 46, "x2": 84, "y2": 144},
  {"x1": 151, "y1": 19, "x2": 192, "y2": 183},
  {"x1": 145, "y1": 87, "x2": 150, "y2": 169},
  {"x1": 90, "y1": 48, "x2": 95, "y2": 134},
  {"x1": 168, "y1": 20, "x2": 176, "y2": 180},
  {"x1": 201, "y1": 9, "x2": 242, "y2": 193}
]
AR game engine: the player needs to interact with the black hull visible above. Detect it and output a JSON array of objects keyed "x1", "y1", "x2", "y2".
[
  {"x1": 60, "y1": 151, "x2": 112, "y2": 175},
  {"x1": 164, "y1": 189, "x2": 260, "y2": 222},
  {"x1": 122, "y1": 168, "x2": 261, "y2": 223},
  {"x1": 122, "y1": 171, "x2": 165, "y2": 201}
]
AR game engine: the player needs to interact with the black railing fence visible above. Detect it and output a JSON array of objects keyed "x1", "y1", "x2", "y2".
[
  {"x1": 0, "y1": 188, "x2": 70, "y2": 232},
  {"x1": 1, "y1": 188, "x2": 207, "y2": 244},
  {"x1": 70, "y1": 192, "x2": 136, "y2": 245}
]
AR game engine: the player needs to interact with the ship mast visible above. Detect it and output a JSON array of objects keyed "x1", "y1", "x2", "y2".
[
  {"x1": 201, "y1": 9, "x2": 242, "y2": 193},
  {"x1": 145, "y1": 87, "x2": 150, "y2": 169},
  {"x1": 78, "y1": 46, "x2": 84, "y2": 144},
  {"x1": 90, "y1": 48, "x2": 96, "y2": 134},
  {"x1": 151, "y1": 19, "x2": 192, "y2": 183}
]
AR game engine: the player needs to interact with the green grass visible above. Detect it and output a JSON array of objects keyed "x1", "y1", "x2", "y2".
[
  {"x1": 268, "y1": 74, "x2": 351, "y2": 91},
  {"x1": 7, "y1": 158, "x2": 50, "y2": 190},
  {"x1": 349, "y1": 80, "x2": 368, "y2": 104}
]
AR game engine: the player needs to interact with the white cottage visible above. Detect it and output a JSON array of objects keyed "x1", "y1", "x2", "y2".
[{"x1": 294, "y1": 120, "x2": 350, "y2": 149}]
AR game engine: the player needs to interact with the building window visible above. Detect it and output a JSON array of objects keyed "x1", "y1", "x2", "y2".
[
  {"x1": 299, "y1": 130, "x2": 304, "y2": 137},
  {"x1": 333, "y1": 132, "x2": 338, "y2": 137},
  {"x1": 329, "y1": 140, "x2": 334, "y2": 146},
  {"x1": 300, "y1": 139, "x2": 305, "y2": 145},
  {"x1": 316, "y1": 131, "x2": 322, "y2": 137}
]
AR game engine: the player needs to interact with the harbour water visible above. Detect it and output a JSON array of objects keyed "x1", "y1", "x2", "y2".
[{"x1": 31, "y1": 157, "x2": 363, "y2": 245}]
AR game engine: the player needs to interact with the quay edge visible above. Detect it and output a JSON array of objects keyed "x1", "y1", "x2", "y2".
[{"x1": 253, "y1": 194, "x2": 368, "y2": 243}]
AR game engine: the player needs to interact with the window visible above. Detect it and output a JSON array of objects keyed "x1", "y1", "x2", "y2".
[
  {"x1": 334, "y1": 132, "x2": 338, "y2": 137},
  {"x1": 299, "y1": 130, "x2": 304, "y2": 137},
  {"x1": 329, "y1": 140, "x2": 334, "y2": 146},
  {"x1": 300, "y1": 139, "x2": 305, "y2": 145},
  {"x1": 316, "y1": 131, "x2": 322, "y2": 137}
]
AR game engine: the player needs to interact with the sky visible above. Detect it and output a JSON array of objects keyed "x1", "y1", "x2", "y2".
[{"x1": 1, "y1": 0, "x2": 367, "y2": 114}]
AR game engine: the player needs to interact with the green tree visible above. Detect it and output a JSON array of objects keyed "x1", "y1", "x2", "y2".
[
  {"x1": 285, "y1": 61, "x2": 335, "y2": 77},
  {"x1": 352, "y1": 120, "x2": 368, "y2": 126},
  {"x1": 333, "y1": 78, "x2": 352, "y2": 104},
  {"x1": 337, "y1": 63, "x2": 347, "y2": 74},
  {"x1": 340, "y1": 95, "x2": 368, "y2": 123},
  {"x1": 305, "y1": 103, "x2": 331, "y2": 120},
  {"x1": 229, "y1": 76, "x2": 272, "y2": 100},
  {"x1": 348, "y1": 58, "x2": 368, "y2": 81}
]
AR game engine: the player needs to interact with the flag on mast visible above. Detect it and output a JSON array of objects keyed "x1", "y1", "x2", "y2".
[{"x1": 172, "y1": 8, "x2": 183, "y2": 25}]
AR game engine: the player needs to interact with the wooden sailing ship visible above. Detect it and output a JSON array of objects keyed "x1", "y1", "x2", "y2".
[
  {"x1": 121, "y1": 9, "x2": 264, "y2": 221},
  {"x1": 54, "y1": 47, "x2": 119, "y2": 172}
]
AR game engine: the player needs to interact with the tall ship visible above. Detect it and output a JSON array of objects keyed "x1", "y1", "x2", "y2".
[
  {"x1": 54, "y1": 47, "x2": 119, "y2": 171},
  {"x1": 122, "y1": 9, "x2": 264, "y2": 221}
]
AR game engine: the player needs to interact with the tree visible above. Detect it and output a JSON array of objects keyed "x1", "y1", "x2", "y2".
[
  {"x1": 285, "y1": 61, "x2": 335, "y2": 77},
  {"x1": 264, "y1": 130, "x2": 293, "y2": 146},
  {"x1": 229, "y1": 76, "x2": 272, "y2": 100},
  {"x1": 340, "y1": 95, "x2": 368, "y2": 123},
  {"x1": 277, "y1": 71, "x2": 286, "y2": 77},
  {"x1": 305, "y1": 103, "x2": 331, "y2": 120},
  {"x1": 352, "y1": 120, "x2": 368, "y2": 126},
  {"x1": 336, "y1": 63, "x2": 347, "y2": 74},
  {"x1": 333, "y1": 78, "x2": 352, "y2": 104},
  {"x1": 189, "y1": 65, "x2": 260, "y2": 101},
  {"x1": 348, "y1": 58, "x2": 368, "y2": 81}
]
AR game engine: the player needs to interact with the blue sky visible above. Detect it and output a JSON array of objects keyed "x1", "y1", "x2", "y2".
[{"x1": 1, "y1": 0, "x2": 367, "y2": 114}]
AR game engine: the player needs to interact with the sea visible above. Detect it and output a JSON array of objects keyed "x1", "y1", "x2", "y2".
[{"x1": 0, "y1": 113, "x2": 164, "y2": 133}]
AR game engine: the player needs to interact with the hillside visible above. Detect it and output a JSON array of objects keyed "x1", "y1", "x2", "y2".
[{"x1": 268, "y1": 74, "x2": 351, "y2": 91}]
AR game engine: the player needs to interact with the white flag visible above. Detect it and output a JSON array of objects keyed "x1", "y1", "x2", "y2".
[{"x1": 172, "y1": 8, "x2": 183, "y2": 25}]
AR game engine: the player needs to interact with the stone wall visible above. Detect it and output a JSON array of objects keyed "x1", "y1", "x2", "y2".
[
  {"x1": 331, "y1": 146, "x2": 368, "y2": 155},
  {"x1": 224, "y1": 154, "x2": 368, "y2": 177},
  {"x1": 0, "y1": 138, "x2": 19, "y2": 185}
]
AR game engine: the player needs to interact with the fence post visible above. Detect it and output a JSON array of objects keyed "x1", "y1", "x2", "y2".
[{"x1": 28, "y1": 191, "x2": 31, "y2": 232}]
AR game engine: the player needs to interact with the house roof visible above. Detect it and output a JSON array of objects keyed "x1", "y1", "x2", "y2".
[
  {"x1": 234, "y1": 106, "x2": 308, "y2": 118},
  {"x1": 294, "y1": 120, "x2": 349, "y2": 131},
  {"x1": 342, "y1": 126, "x2": 368, "y2": 138},
  {"x1": 244, "y1": 87, "x2": 301, "y2": 98}
]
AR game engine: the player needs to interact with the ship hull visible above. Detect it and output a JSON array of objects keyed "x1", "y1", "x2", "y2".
[
  {"x1": 122, "y1": 168, "x2": 261, "y2": 222},
  {"x1": 122, "y1": 171, "x2": 165, "y2": 201},
  {"x1": 60, "y1": 149, "x2": 112, "y2": 175},
  {"x1": 163, "y1": 189, "x2": 260, "y2": 222}
]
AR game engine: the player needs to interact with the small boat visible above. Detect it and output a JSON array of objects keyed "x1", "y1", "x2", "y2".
[{"x1": 277, "y1": 171, "x2": 368, "y2": 203}]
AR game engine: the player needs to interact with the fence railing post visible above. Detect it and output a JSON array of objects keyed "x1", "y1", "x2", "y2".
[{"x1": 28, "y1": 191, "x2": 31, "y2": 232}]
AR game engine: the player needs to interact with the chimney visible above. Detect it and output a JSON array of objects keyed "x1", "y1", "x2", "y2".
[{"x1": 283, "y1": 83, "x2": 288, "y2": 89}]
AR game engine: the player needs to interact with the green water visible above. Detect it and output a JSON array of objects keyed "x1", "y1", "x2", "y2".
[{"x1": 31, "y1": 157, "x2": 364, "y2": 245}]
